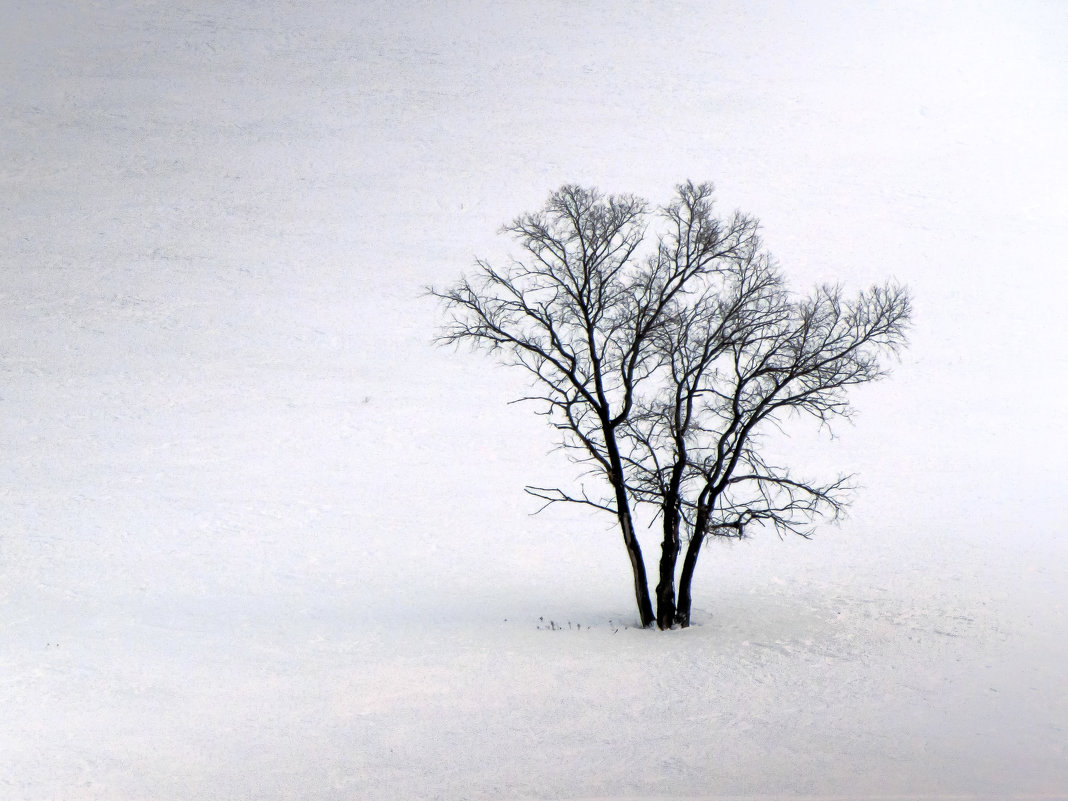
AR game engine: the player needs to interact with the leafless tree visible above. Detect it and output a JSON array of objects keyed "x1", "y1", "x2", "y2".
[
  {"x1": 433, "y1": 182, "x2": 911, "y2": 629},
  {"x1": 628, "y1": 255, "x2": 912, "y2": 626}
]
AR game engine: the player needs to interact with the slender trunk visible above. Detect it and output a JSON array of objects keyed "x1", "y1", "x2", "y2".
[
  {"x1": 604, "y1": 446, "x2": 654, "y2": 628},
  {"x1": 655, "y1": 490, "x2": 681, "y2": 629},
  {"x1": 595, "y1": 400, "x2": 654, "y2": 627},
  {"x1": 675, "y1": 501, "x2": 709, "y2": 628},
  {"x1": 617, "y1": 495, "x2": 655, "y2": 628}
]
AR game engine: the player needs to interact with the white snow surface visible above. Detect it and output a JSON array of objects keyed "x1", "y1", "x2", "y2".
[{"x1": 2, "y1": 2, "x2": 1067, "y2": 799}]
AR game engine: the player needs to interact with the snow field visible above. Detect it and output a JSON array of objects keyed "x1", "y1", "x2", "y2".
[{"x1": 2, "y1": 1, "x2": 1066, "y2": 799}]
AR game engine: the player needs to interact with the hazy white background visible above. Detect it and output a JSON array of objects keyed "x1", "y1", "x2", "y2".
[{"x1": 2, "y1": 2, "x2": 1066, "y2": 799}]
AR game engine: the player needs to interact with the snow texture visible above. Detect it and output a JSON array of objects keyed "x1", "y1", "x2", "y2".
[{"x1": 1, "y1": 2, "x2": 1066, "y2": 799}]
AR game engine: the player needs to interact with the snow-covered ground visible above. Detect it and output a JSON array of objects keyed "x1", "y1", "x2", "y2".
[{"x1": 2, "y1": 2, "x2": 1066, "y2": 799}]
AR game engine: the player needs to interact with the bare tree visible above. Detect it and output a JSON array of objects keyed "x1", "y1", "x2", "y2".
[
  {"x1": 631, "y1": 268, "x2": 911, "y2": 626},
  {"x1": 433, "y1": 182, "x2": 911, "y2": 629},
  {"x1": 621, "y1": 195, "x2": 789, "y2": 627}
]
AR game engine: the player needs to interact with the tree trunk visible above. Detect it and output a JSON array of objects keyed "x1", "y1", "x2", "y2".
[
  {"x1": 623, "y1": 516, "x2": 653, "y2": 632},
  {"x1": 655, "y1": 493, "x2": 681, "y2": 629},
  {"x1": 616, "y1": 495, "x2": 655, "y2": 627},
  {"x1": 607, "y1": 465, "x2": 653, "y2": 627},
  {"x1": 675, "y1": 503, "x2": 709, "y2": 628},
  {"x1": 602, "y1": 424, "x2": 654, "y2": 628}
]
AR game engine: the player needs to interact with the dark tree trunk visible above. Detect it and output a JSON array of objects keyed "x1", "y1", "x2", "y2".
[
  {"x1": 656, "y1": 455, "x2": 689, "y2": 629},
  {"x1": 675, "y1": 533, "x2": 703, "y2": 628},
  {"x1": 617, "y1": 495, "x2": 655, "y2": 627},
  {"x1": 675, "y1": 503, "x2": 709, "y2": 627},
  {"x1": 655, "y1": 493, "x2": 681, "y2": 629},
  {"x1": 602, "y1": 419, "x2": 654, "y2": 628},
  {"x1": 605, "y1": 460, "x2": 653, "y2": 627}
]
